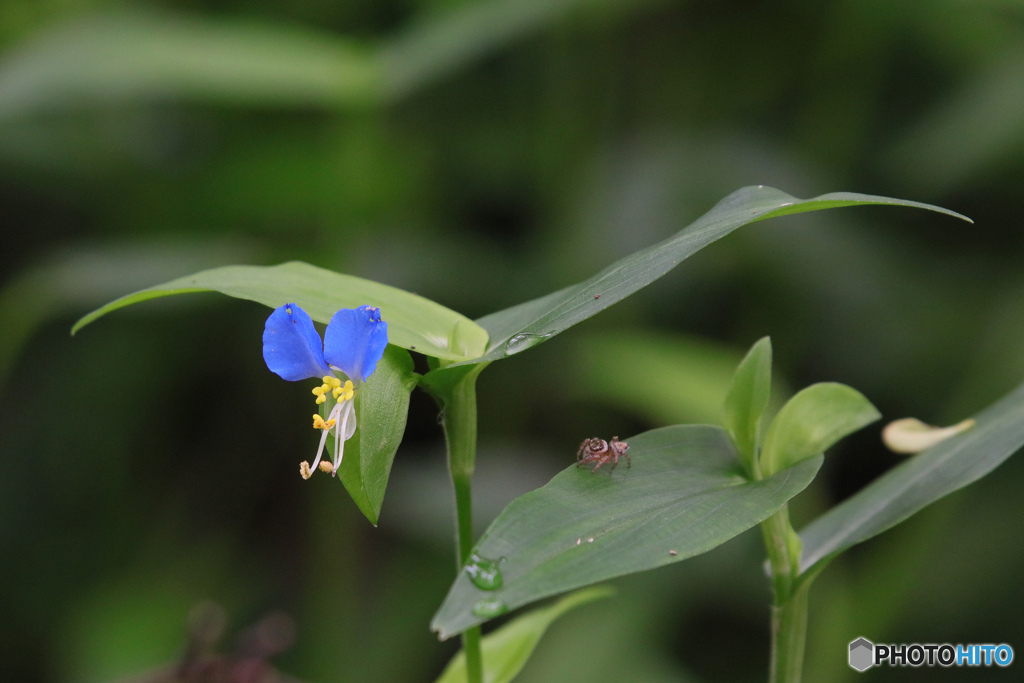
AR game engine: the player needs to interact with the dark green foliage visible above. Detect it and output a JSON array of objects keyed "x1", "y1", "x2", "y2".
[{"x1": 3, "y1": 1, "x2": 1024, "y2": 682}]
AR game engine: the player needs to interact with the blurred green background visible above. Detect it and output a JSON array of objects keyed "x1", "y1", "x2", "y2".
[{"x1": 2, "y1": 0, "x2": 1023, "y2": 681}]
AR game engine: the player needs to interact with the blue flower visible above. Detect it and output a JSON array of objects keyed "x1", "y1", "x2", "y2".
[{"x1": 263, "y1": 303, "x2": 388, "y2": 479}]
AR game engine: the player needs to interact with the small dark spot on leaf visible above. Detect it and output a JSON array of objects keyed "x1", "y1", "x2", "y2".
[{"x1": 594, "y1": 294, "x2": 601, "y2": 299}]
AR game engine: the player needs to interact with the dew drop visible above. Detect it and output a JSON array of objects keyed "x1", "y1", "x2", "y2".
[
  {"x1": 472, "y1": 598, "x2": 508, "y2": 618},
  {"x1": 464, "y1": 553, "x2": 504, "y2": 591},
  {"x1": 503, "y1": 333, "x2": 550, "y2": 356}
]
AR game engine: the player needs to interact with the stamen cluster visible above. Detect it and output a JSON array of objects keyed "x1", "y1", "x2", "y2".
[
  {"x1": 312, "y1": 376, "x2": 354, "y2": 404},
  {"x1": 301, "y1": 375, "x2": 358, "y2": 480}
]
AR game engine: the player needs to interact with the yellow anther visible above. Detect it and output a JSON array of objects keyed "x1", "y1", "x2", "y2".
[
  {"x1": 299, "y1": 461, "x2": 312, "y2": 480},
  {"x1": 322, "y1": 376, "x2": 341, "y2": 389},
  {"x1": 315, "y1": 394, "x2": 326, "y2": 404},
  {"x1": 318, "y1": 461, "x2": 334, "y2": 474},
  {"x1": 332, "y1": 380, "x2": 354, "y2": 401},
  {"x1": 312, "y1": 386, "x2": 325, "y2": 396},
  {"x1": 312, "y1": 414, "x2": 336, "y2": 431}
]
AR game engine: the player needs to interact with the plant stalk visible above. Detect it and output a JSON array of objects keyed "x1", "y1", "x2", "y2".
[
  {"x1": 769, "y1": 578, "x2": 809, "y2": 683},
  {"x1": 761, "y1": 503, "x2": 808, "y2": 683},
  {"x1": 761, "y1": 505, "x2": 794, "y2": 602},
  {"x1": 439, "y1": 364, "x2": 486, "y2": 683}
]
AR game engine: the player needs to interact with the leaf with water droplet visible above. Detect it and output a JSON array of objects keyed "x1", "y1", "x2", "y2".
[
  {"x1": 464, "y1": 553, "x2": 504, "y2": 591},
  {"x1": 431, "y1": 425, "x2": 822, "y2": 638},
  {"x1": 471, "y1": 598, "x2": 508, "y2": 618},
  {"x1": 503, "y1": 332, "x2": 549, "y2": 356},
  {"x1": 467, "y1": 187, "x2": 969, "y2": 366}
]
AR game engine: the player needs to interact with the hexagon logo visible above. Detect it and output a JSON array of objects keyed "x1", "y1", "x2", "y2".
[{"x1": 849, "y1": 637, "x2": 874, "y2": 672}]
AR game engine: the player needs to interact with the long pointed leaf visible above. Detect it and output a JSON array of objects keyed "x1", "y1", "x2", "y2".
[
  {"x1": 431, "y1": 425, "x2": 822, "y2": 639},
  {"x1": 0, "y1": 0, "x2": 637, "y2": 117},
  {"x1": 469, "y1": 186, "x2": 969, "y2": 365},
  {"x1": 0, "y1": 12, "x2": 379, "y2": 118},
  {"x1": 722, "y1": 336, "x2": 773, "y2": 471},
  {"x1": 799, "y1": 378, "x2": 1024, "y2": 571},
  {"x1": 72, "y1": 262, "x2": 489, "y2": 361}
]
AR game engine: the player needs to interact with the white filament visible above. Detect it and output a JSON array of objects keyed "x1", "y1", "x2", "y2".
[{"x1": 331, "y1": 399, "x2": 356, "y2": 475}]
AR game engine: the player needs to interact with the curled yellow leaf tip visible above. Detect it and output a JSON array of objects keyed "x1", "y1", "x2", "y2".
[{"x1": 882, "y1": 417, "x2": 976, "y2": 454}]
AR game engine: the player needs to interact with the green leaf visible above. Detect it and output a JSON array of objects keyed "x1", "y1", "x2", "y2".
[
  {"x1": 71, "y1": 262, "x2": 488, "y2": 361},
  {"x1": 722, "y1": 337, "x2": 773, "y2": 473},
  {"x1": 799, "y1": 378, "x2": 1024, "y2": 572},
  {"x1": 434, "y1": 587, "x2": 613, "y2": 683},
  {"x1": 469, "y1": 186, "x2": 970, "y2": 365},
  {"x1": 0, "y1": 11, "x2": 380, "y2": 118},
  {"x1": 329, "y1": 345, "x2": 416, "y2": 525},
  {"x1": 430, "y1": 425, "x2": 822, "y2": 639},
  {"x1": 760, "y1": 383, "x2": 880, "y2": 477},
  {"x1": 0, "y1": 1, "x2": 638, "y2": 116}
]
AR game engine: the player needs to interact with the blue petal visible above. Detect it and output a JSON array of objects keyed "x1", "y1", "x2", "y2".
[
  {"x1": 323, "y1": 305, "x2": 389, "y2": 382},
  {"x1": 262, "y1": 304, "x2": 331, "y2": 381}
]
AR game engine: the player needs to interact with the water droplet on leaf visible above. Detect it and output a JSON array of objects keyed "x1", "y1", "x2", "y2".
[
  {"x1": 504, "y1": 333, "x2": 549, "y2": 356},
  {"x1": 464, "y1": 553, "x2": 504, "y2": 590},
  {"x1": 472, "y1": 598, "x2": 508, "y2": 618}
]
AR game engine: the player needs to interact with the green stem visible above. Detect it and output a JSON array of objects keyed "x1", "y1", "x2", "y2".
[
  {"x1": 761, "y1": 503, "x2": 807, "y2": 683},
  {"x1": 461, "y1": 626, "x2": 483, "y2": 683},
  {"x1": 453, "y1": 475, "x2": 482, "y2": 682},
  {"x1": 438, "y1": 364, "x2": 487, "y2": 683},
  {"x1": 769, "y1": 579, "x2": 809, "y2": 683},
  {"x1": 761, "y1": 505, "x2": 794, "y2": 602}
]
